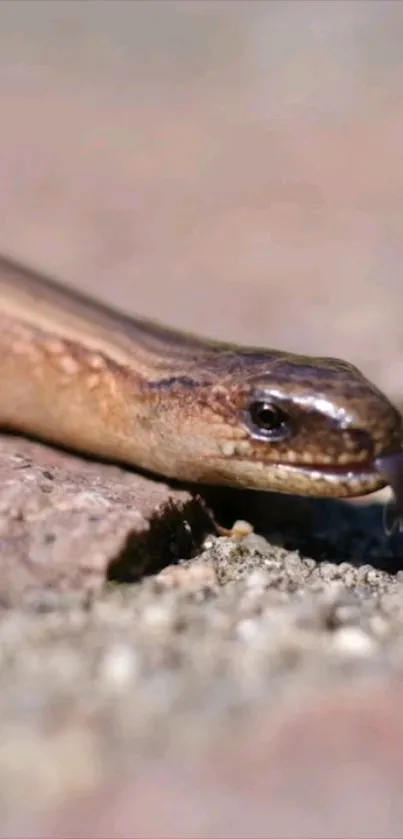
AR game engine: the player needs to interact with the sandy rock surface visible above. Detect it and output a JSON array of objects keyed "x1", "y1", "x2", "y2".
[{"x1": 1, "y1": 3, "x2": 403, "y2": 837}]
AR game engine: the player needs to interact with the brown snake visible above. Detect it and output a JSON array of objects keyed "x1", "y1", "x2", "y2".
[{"x1": 0, "y1": 254, "x2": 402, "y2": 504}]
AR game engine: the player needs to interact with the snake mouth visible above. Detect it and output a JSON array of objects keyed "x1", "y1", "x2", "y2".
[
  {"x1": 279, "y1": 456, "x2": 378, "y2": 479},
  {"x1": 268, "y1": 454, "x2": 393, "y2": 499},
  {"x1": 291, "y1": 460, "x2": 376, "y2": 476},
  {"x1": 278, "y1": 448, "x2": 403, "y2": 501}
]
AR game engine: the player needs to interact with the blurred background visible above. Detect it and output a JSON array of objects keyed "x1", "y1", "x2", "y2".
[
  {"x1": 1, "y1": 0, "x2": 403, "y2": 397},
  {"x1": 2, "y1": 5, "x2": 403, "y2": 836}
]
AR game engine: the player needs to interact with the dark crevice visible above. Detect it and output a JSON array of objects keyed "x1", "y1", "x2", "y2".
[{"x1": 107, "y1": 496, "x2": 214, "y2": 583}]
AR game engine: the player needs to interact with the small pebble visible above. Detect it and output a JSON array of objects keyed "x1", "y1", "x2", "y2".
[
  {"x1": 332, "y1": 627, "x2": 376, "y2": 657},
  {"x1": 100, "y1": 644, "x2": 138, "y2": 688}
]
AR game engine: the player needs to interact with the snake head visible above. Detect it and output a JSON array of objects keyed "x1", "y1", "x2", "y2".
[{"x1": 206, "y1": 350, "x2": 403, "y2": 499}]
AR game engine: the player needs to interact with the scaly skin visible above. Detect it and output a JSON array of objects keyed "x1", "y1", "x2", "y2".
[{"x1": 0, "y1": 254, "x2": 401, "y2": 499}]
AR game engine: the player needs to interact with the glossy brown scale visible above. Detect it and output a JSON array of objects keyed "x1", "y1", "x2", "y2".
[{"x1": 0, "y1": 254, "x2": 401, "y2": 503}]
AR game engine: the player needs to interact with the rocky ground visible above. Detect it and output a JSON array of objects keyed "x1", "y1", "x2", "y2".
[
  {"x1": 1, "y1": 3, "x2": 403, "y2": 837},
  {"x1": 2, "y1": 434, "x2": 403, "y2": 838}
]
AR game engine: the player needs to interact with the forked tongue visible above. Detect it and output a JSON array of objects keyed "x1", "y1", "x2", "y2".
[{"x1": 375, "y1": 452, "x2": 403, "y2": 535}]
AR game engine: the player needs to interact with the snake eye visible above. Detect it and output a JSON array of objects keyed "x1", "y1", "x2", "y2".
[{"x1": 246, "y1": 399, "x2": 289, "y2": 441}]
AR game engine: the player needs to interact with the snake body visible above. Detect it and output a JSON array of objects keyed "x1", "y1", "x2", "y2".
[{"x1": 0, "y1": 255, "x2": 401, "y2": 499}]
